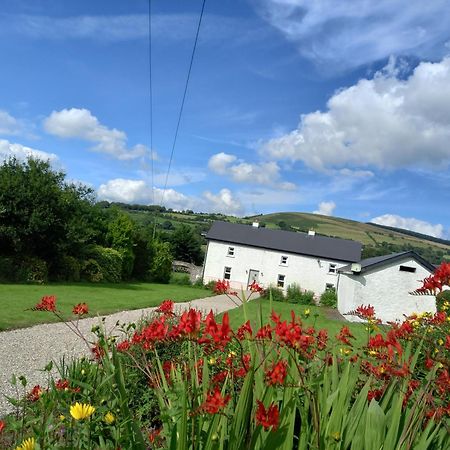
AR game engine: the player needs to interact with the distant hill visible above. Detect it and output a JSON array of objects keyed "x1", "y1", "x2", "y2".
[{"x1": 100, "y1": 202, "x2": 450, "y2": 265}]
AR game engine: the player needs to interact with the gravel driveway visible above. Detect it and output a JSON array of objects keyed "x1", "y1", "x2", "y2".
[{"x1": 0, "y1": 293, "x2": 250, "y2": 418}]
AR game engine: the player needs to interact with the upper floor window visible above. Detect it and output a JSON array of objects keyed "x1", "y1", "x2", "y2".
[
  {"x1": 328, "y1": 263, "x2": 337, "y2": 274},
  {"x1": 224, "y1": 266, "x2": 232, "y2": 280},
  {"x1": 227, "y1": 246, "x2": 235, "y2": 257},
  {"x1": 280, "y1": 255, "x2": 288, "y2": 266},
  {"x1": 277, "y1": 274, "x2": 286, "y2": 288},
  {"x1": 399, "y1": 265, "x2": 416, "y2": 273}
]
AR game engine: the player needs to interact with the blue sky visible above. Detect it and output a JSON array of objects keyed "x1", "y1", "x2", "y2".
[{"x1": 1, "y1": 0, "x2": 450, "y2": 238}]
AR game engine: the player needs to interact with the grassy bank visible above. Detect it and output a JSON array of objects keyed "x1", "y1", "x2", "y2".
[{"x1": 0, "y1": 282, "x2": 212, "y2": 331}]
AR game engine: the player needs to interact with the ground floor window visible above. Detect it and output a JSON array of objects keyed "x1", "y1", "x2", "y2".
[
  {"x1": 277, "y1": 274, "x2": 286, "y2": 288},
  {"x1": 224, "y1": 266, "x2": 232, "y2": 280},
  {"x1": 325, "y1": 283, "x2": 335, "y2": 291}
]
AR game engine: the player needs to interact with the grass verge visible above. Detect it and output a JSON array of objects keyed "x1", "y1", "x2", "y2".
[{"x1": 0, "y1": 282, "x2": 212, "y2": 331}]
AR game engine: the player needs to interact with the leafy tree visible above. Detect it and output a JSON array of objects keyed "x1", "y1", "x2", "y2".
[
  {"x1": 149, "y1": 240, "x2": 173, "y2": 283},
  {"x1": 168, "y1": 224, "x2": 204, "y2": 265}
]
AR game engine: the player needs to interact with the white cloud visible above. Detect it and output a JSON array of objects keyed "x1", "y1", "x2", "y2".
[
  {"x1": 0, "y1": 139, "x2": 58, "y2": 162},
  {"x1": 371, "y1": 214, "x2": 445, "y2": 238},
  {"x1": 256, "y1": 0, "x2": 450, "y2": 71},
  {"x1": 208, "y1": 152, "x2": 297, "y2": 190},
  {"x1": 261, "y1": 57, "x2": 450, "y2": 171},
  {"x1": 313, "y1": 201, "x2": 336, "y2": 216},
  {"x1": 97, "y1": 178, "x2": 244, "y2": 215},
  {"x1": 44, "y1": 108, "x2": 148, "y2": 160},
  {"x1": 202, "y1": 188, "x2": 244, "y2": 216},
  {"x1": 0, "y1": 110, "x2": 21, "y2": 135}
]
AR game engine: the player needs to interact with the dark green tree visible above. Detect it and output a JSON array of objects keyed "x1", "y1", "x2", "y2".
[
  {"x1": 169, "y1": 224, "x2": 204, "y2": 265},
  {"x1": 149, "y1": 240, "x2": 173, "y2": 283}
]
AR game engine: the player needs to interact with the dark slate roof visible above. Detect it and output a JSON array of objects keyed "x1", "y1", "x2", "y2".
[
  {"x1": 338, "y1": 251, "x2": 435, "y2": 274},
  {"x1": 206, "y1": 221, "x2": 361, "y2": 262}
]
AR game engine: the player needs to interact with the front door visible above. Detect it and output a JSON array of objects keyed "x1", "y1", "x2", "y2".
[{"x1": 248, "y1": 269, "x2": 259, "y2": 287}]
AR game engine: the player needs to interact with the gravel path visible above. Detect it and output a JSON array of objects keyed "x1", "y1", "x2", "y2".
[{"x1": 0, "y1": 293, "x2": 250, "y2": 418}]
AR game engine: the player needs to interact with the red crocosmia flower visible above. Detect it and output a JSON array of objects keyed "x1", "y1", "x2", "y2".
[
  {"x1": 445, "y1": 335, "x2": 450, "y2": 350},
  {"x1": 214, "y1": 279, "x2": 232, "y2": 294},
  {"x1": 425, "y1": 357, "x2": 434, "y2": 370},
  {"x1": 336, "y1": 326, "x2": 354, "y2": 346},
  {"x1": 265, "y1": 360, "x2": 288, "y2": 386},
  {"x1": 0, "y1": 419, "x2": 6, "y2": 433},
  {"x1": 148, "y1": 428, "x2": 162, "y2": 444},
  {"x1": 176, "y1": 309, "x2": 202, "y2": 336},
  {"x1": 27, "y1": 385, "x2": 43, "y2": 402},
  {"x1": 201, "y1": 311, "x2": 232, "y2": 349},
  {"x1": 248, "y1": 280, "x2": 264, "y2": 293},
  {"x1": 255, "y1": 400, "x2": 279, "y2": 431},
  {"x1": 212, "y1": 370, "x2": 228, "y2": 385},
  {"x1": 72, "y1": 302, "x2": 88, "y2": 316},
  {"x1": 200, "y1": 388, "x2": 231, "y2": 414},
  {"x1": 431, "y1": 311, "x2": 447, "y2": 325},
  {"x1": 317, "y1": 329, "x2": 328, "y2": 350},
  {"x1": 116, "y1": 340, "x2": 131, "y2": 352},
  {"x1": 55, "y1": 379, "x2": 69, "y2": 390},
  {"x1": 91, "y1": 342, "x2": 105, "y2": 360},
  {"x1": 34, "y1": 295, "x2": 56, "y2": 312},
  {"x1": 355, "y1": 304, "x2": 376, "y2": 320},
  {"x1": 367, "y1": 389, "x2": 383, "y2": 402},
  {"x1": 255, "y1": 324, "x2": 272, "y2": 340},
  {"x1": 236, "y1": 320, "x2": 253, "y2": 340},
  {"x1": 156, "y1": 300, "x2": 175, "y2": 316}
]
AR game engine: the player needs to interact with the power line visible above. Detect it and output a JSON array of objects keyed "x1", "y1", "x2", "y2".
[
  {"x1": 160, "y1": 0, "x2": 207, "y2": 207},
  {"x1": 148, "y1": 0, "x2": 154, "y2": 206}
]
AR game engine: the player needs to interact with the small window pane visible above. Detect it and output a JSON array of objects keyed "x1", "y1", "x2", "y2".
[
  {"x1": 227, "y1": 247, "x2": 235, "y2": 256},
  {"x1": 326, "y1": 283, "x2": 335, "y2": 291},
  {"x1": 224, "y1": 267, "x2": 231, "y2": 280},
  {"x1": 280, "y1": 256, "x2": 288, "y2": 266},
  {"x1": 399, "y1": 265, "x2": 416, "y2": 273},
  {"x1": 277, "y1": 274, "x2": 285, "y2": 288},
  {"x1": 329, "y1": 264, "x2": 337, "y2": 274}
]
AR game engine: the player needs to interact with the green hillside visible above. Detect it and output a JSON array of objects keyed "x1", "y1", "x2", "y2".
[{"x1": 102, "y1": 203, "x2": 450, "y2": 265}]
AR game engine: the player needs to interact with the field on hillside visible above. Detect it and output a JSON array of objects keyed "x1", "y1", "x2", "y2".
[{"x1": 0, "y1": 282, "x2": 212, "y2": 331}]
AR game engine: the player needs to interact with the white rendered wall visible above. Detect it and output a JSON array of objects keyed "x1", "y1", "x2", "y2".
[
  {"x1": 203, "y1": 240, "x2": 347, "y2": 295},
  {"x1": 337, "y1": 257, "x2": 436, "y2": 323}
]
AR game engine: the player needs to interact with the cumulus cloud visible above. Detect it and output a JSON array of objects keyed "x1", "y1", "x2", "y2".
[
  {"x1": 203, "y1": 188, "x2": 244, "y2": 216},
  {"x1": 0, "y1": 110, "x2": 21, "y2": 135},
  {"x1": 44, "y1": 108, "x2": 148, "y2": 160},
  {"x1": 256, "y1": 0, "x2": 450, "y2": 71},
  {"x1": 261, "y1": 57, "x2": 450, "y2": 171},
  {"x1": 313, "y1": 201, "x2": 336, "y2": 216},
  {"x1": 371, "y1": 214, "x2": 445, "y2": 238},
  {"x1": 208, "y1": 152, "x2": 297, "y2": 190},
  {"x1": 0, "y1": 139, "x2": 58, "y2": 162},
  {"x1": 98, "y1": 178, "x2": 244, "y2": 215}
]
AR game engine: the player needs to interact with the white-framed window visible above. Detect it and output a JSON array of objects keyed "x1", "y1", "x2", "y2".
[
  {"x1": 224, "y1": 266, "x2": 232, "y2": 280},
  {"x1": 280, "y1": 255, "x2": 288, "y2": 266},
  {"x1": 325, "y1": 283, "x2": 335, "y2": 291},
  {"x1": 277, "y1": 274, "x2": 286, "y2": 288},
  {"x1": 328, "y1": 263, "x2": 337, "y2": 274},
  {"x1": 227, "y1": 246, "x2": 235, "y2": 257},
  {"x1": 399, "y1": 265, "x2": 416, "y2": 273}
]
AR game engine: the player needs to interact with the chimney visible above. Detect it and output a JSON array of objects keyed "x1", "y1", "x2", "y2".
[
  {"x1": 308, "y1": 230, "x2": 316, "y2": 236},
  {"x1": 252, "y1": 221, "x2": 259, "y2": 228}
]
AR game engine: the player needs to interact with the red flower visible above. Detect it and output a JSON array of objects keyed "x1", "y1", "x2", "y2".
[
  {"x1": 200, "y1": 388, "x2": 231, "y2": 414},
  {"x1": 91, "y1": 342, "x2": 105, "y2": 360},
  {"x1": 355, "y1": 304, "x2": 376, "y2": 320},
  {"x1": 255, "y1": 324, "x2": 272, "y2": 340},
  {"x1": 27, "y1": 385, "x2": 43, "y2": 402},
  {"x1": 116, "y1": 340, "x2": 131, "y2": 352},
  {"x1": 148, "y1": 428, "x2": 162, "y2": 444},
  {"x1": 367, "y1": 389, "x2": 383, "y2": 402},
  {"x1": 200, "y1": 311, "x2": 232, "y2": 349},
  {"x1": 255, "y1": 400, "x2": 279, "y2": 431},
  {"x1": 72, "y1": 302, "x2": 88, "y2": 316},
  {"x1": 0, "y1": 420, "x2": 5, "y2": 433},
  {"x1": 265, "y1": 360, "x2": 288, "y2": 386},
  {"x1": 175, "y1": 309, "x2": 202, "y2": 336},
  {"x1": 317, "y1": 329, "x2": 328, "y2": 350},
  {"x1": 249, "y1": 280, "x2": 264, "y2": 293},
  {"x1": 156, "y1": 300, "x2": 175, "y2": 316},
  {"x1": 55, "y1": 379, "x2": 69, "y2": 390},
  {"x1": 336, "y1": 326, "x2": 354, "y2": 346},
  {"x1": 214, "y1": 279, "x2": 236, "y2": 295},
  {"x1": 34, "y1": 295, "x2": 56, "y2": 312},
  {"x1": 236, "y1": 320, "x2": 253, "y2": 340}
]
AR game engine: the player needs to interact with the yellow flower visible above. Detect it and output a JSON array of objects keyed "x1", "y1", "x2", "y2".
[
  {"x1": 70, "y1": 402, "x2": 95, "y2": 420},
  {"x1": 438, "y1": 339, "x2": 444, "y2": 346},
  {"x1": 15, "y1": 437, "x2": 35, "y2": 450},
  {"x1": 331, "y1": 431, "x2": 341, "y2": 442},
  {"x1": 368, "y1": 350, "x2": 378, "y2": 356},
  {"x1": 339, "y1": 348, "x2": 351, "y2": 355},
  {"x1": 209, "y1": 357, "x2": 216, "y2": 365},
  {"x1": 104, "y1": 412, "x2": 115, "y2": 424},
  {"x1": 227, "y1": 351, "x2": 236, "y2": 358},
  {"x1": 59, "y1": 414, "x2": 65, "y2": 421},
  {"x1": 304, "y1": 309, "x2": 310, "y2": 318}
]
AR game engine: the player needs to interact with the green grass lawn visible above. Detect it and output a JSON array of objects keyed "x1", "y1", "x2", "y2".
[
  {"x1": 223, "y1": 299, "x2": 370, "y2": 346},
  {"x1": 0, "y1": 282, "x2": 212, "y2": 331}
]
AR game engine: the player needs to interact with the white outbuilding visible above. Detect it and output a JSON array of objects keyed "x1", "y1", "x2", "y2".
[
  {"x1": 202, "y1": 221, "x2": 362, "y2": 295},
  {"x1": 337, "y1": 251, "x2": 436, "y2": 323}
]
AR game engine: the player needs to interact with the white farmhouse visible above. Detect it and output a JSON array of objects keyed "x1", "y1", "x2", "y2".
[
  {"x1": 202, "y1": 221, "x2": 362, "y2": 294},
  {"x1": 337, "y1": 251, "x2": 436, "y2": 323}
]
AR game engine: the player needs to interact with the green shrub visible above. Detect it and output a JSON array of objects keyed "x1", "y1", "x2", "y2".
[
  {"x1": 286, "y1": 283, "x2": 303, "y2": 303},
  {"x1": 262, "y1": 286, "x2": 285, "y2": 302},
  {"x1": 170, "y1": 273, "x2": 192, "y2": 286},
  {"x1": 320, "y1": 287, "x2": 337, "y2": 308},
  {"x1": 300, "y1": 289, "x2": 315, "y2": 305},
  {"x1": 85, "y1": 246, "x2": 123, "y2": 282},
  {"x1": 0, "y1": 256, "x2": 17, "y2": 282},
  {"x1": 436, "y1": 289, "x2": 450, "y2": 311},
  {"x1": 17, "y1": 257, "x2": 48, "y2": 284},
  {"x1": 81, "y1": 258, "x2": 104, "y2": 282},
  {"x1": 53, "y1": 255, "x2": 81, "y2": 282},
  {"x1": 149, "y1": 240, "x2": 173, "y2": 283}
]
